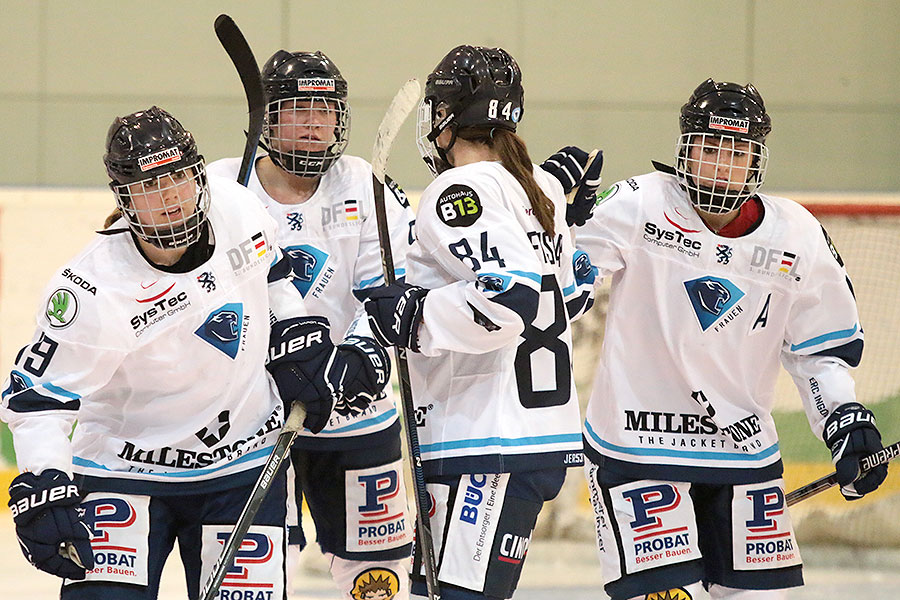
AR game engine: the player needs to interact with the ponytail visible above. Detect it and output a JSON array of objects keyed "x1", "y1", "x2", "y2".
[
  {"x1": 103, "y1": 208, "x2": 122, "y2": 228},
  {"x1": 456, "y1": 127, "x2": 555, "y2": 237}
]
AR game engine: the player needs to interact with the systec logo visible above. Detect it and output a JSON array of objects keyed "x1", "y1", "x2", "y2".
[
  {"x1": 194, "y1": 303, "x2": 245, "y2": 359},
  {"x1": 683, "y1": 276, "x2": 744, "y2": 332}
]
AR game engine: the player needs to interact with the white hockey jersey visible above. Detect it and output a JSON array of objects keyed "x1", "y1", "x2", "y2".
[
  {"x1": 207, "y1": 155, "x2": 415, "y2": 448},
  {"x1": 576, "y1": 170, "x2": 863, "y2": 484},
  {"x1": 407, "y1": 161, "x2": 591, "y2": 476},
  {"x1": 0, "y1": 176, "x2": 309, "y2": 494}
]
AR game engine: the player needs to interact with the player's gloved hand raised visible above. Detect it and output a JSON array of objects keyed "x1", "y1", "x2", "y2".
[
  {"x1": 8, "y1": 469, "x2": 95, "y2": 580},
  {"x1": 333, "y1": 336, "x2": 391, "y2": 416},
  {"x1": 267, "y1": 316, "x2": 340, "y2": 433},
  {"x1": 539, "y1": 146, "x2": 604, "y2": 227},
  {"x1": 823, "y1": 402, "x2": 888, "y2": 500},
  {"x1": 364, "y1": 282, "x2": 428, "y2": 352}
]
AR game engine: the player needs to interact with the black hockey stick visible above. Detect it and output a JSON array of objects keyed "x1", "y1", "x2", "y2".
[
  {"x1": 214, "y1": 14, "x2": 264, "y2": 187},
  {"x1": 785, "y1": 439, "x2": 899, "y2": 506},
  {"x1": 199, "y1": 402, "x2": 306, "y2": 600},
  {"x1": 370, "y1": 79, "x2": 441, "y2": 600}
]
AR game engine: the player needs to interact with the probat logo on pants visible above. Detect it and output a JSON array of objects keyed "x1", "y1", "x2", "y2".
[
  {"x1": 201, "y1": 525, "x2": 284, "y2": 599},
  {"x1": 609, "y1": 480, "x2": 701, "y2": 575},
  {"x1": 346, "y1": 460, "x2": 412, "y2": 552},
  {"x1": 76, "y1": 493, "x2": 150, "y2": 586},
  {"x1": 732, "y1": 480, "x2": 801, "y2": 570}
]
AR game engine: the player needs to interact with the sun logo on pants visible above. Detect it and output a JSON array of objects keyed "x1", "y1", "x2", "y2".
[
  {"x1": 351, "y1": 567, "x2": 400, "y2": 600},
  {"x1": 646, "y1": 588, "x2": 693, "y2": 600}
]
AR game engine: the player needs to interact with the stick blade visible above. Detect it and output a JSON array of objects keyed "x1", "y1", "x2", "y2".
[{"x1": 372, "y1": 78, "x2": 421, "y2": 183}]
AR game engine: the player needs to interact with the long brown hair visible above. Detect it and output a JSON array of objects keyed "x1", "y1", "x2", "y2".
[{"x1": 456, "y1": 126, "x2": 556, "y2": 237}]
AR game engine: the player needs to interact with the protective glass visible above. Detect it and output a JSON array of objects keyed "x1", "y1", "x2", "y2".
[
  {"x1": 675, "y1": 133, "x2": 768, "y2": 214},
  {"x1": 110, "y1": 160, "x2": 210, "y2": 249},
  {"x1": 263, "y1": 96, "x2": 349, "y2": 176}
]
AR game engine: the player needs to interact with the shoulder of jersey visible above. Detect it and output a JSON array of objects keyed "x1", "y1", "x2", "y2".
[
  {"x1": 205, "y1": 156, "x2": 242, "y2": 180},
  {"x1": 593, "y1": 171, "x2": 671, "y2": 213},
  {"x1": 422, "y1": 162, "x2": 500, "y2": 205},
  {"x1": 207, "y1": 173, "x2": 269, "y2": 216},
  {"x1": 39, "y1": 235, "x2": 135, "y2": 341}
]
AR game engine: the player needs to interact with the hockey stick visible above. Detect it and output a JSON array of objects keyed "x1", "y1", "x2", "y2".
[
  {"x1": 565, "y1": 148, "x2": 602, "y2": 204},
  {"x1": 370, "y1": 79, "x2": 442, "y2": 600},
  {"x1": 199, "y1": 402, "x2": 306, "y2": 600},
  {"x1": 785, "y1": 439, "x2": 899, "y2": 506},
  {"x1": 214, "y1": 14, "x2": 265, "y2": 187}
]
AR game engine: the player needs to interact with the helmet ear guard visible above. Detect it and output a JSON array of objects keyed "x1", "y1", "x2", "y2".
[
  {"x1": 103, "y1": 107, "x2": 210, "y2": 249},
  {"x1": 674, "y1": 79, "x2": 771, "y2": 214},
  {"x1": 261, "y1": 50, "x2": 350, "y2": 177}
]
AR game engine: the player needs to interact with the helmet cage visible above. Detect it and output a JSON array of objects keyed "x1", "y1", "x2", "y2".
[
  {"x1": 110, "y1": 159, "x2": 210, "y2": 249},
  {"x1": 674, "y1": 132, "x2": 768, "y2": 214},
  {"x1": 416, "y1": 98, "x2": 456, "y2": 177},
  {"x1": 263, "y1": 95, "x2": 350, "y2": 177}
]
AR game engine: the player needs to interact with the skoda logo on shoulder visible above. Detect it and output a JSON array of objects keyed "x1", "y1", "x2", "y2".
[{"x1": 46, "y1": 287, "x2": 79, "y2": 329}]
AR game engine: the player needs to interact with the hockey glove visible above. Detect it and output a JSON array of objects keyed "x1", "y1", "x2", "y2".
[
  {"x1": 267, "y1": 316, "x2": 340, "y2": 434},
  {"x1": 364, "y1": 282, "x2": 428, "y2": 352},
  {"x1": 539, "y1": 146, "x2": 604, "y2": 227},
  {"x1": 823, "y1": 402, "x2": 888, "y2": 500},
  {"x1": 333, "y1": 336, "x2": 392, "y2": 417},
  {"x1": 8, "y1": 469, "x2": 95, "y2": 580}
]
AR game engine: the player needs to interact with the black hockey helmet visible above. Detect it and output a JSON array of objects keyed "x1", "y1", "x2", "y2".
[
  {"x1": 261, "y1": 50, "x2": 350, "y2": 177},
  {"x1": 103, "y1": 107, "x2": 210, "y2": 249},
  {"x1": 674, "y1": 79, "x2": 771, "y2": 214},
  {"x1": 104, "y1": 106, "x2": 204, "y2": 184},
  {"x1": 679, "y1": 78, "x2": 771, "y2": 143},
  {"x1": 416, "y1": 45, "x2": 524, "y2": 176}
]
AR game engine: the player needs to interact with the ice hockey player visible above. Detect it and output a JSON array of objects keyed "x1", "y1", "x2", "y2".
[
  {"x1": 363, "y1": 45, "x2": 601, "y2": 600},
  {"x1": 1, "y1": 106, "x2": 375, "y2": 599},
  {"x1": 207, "y1": 49, "x2": 415, "y2": 600},
  {"x1": 575, "y1": 79, "x2": 888, "y2": 599}
]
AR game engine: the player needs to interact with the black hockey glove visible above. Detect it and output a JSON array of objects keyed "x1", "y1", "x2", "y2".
[
  {"x1": 8, "y1": 469, "x2": 95, "y2": 580},
  {"x1": 333, "y1": 336, "x2": 392, "y2": 417},
  {"x1": 267, "y1": 316, "x2": 340, "y2": 434},
  {"x1": 539, "y1": 146, "x2": 604, "y2": 227},
  {"x1": 364, "y1": 282, "x2": 429, "y2": 352},
  {"x1": 823, "y1": 402, "x2": 888, "y2": 500}
]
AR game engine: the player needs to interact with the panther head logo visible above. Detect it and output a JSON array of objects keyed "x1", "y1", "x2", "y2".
[
  {"x1": 693, "y1": 280, "x2": 731, "y2": 315},
  {"x1": 205, "y1": 310, "x2": 239, "y2": 342},
  {"x1": 286, "y1": 247, "x2": 318, "y2": 282}
]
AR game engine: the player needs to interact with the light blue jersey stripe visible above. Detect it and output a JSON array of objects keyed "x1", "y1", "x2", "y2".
[
  {"x1": 584, "y1": 421, "x2": 779, "y2": 462},
  {"x1": 43, "y1": 383, "x2": 81, "y2": 400},
  {"x1": 790, "y1": 324, "x2": 859, "y2": 351},
  {"x1": 358, "y1": 269, "x2": 407, "y2": 290},
  {"x1": 73, "y1": 445, "x2": 274, "y2": 478},
  {"x1": 421, "y1": 432, "x2": 581, "y2": 453},
  {"x1": 325, "y1": 407, "x2": 397, "y2": 434},
  {"x1": 508, "y1": 270, "x2": 542, "y2": 285}
]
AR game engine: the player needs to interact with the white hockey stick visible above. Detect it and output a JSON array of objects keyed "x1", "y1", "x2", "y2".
[
  {"x1": 565, "y1": 148, "x2": 602, "y2": 205},
  {"x1": 370, "y1": 79, "x2": 442, "y2": 600}
]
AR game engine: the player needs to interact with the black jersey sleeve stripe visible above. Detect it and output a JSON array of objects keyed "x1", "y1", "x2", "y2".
[
  {"x1": 267, "y1": 252, "x2": 293, "y2": 283},
  {"x1": 7, "y1": 389, "x2": 81, "y2": 413},
  {"x1": 813, "y1": 338, "x2": 863, "y2": 368}
]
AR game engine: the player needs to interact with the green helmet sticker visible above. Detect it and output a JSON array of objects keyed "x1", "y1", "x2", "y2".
[{"x1": 46, "y1": 288, "x2": 79, "y2": 329}]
